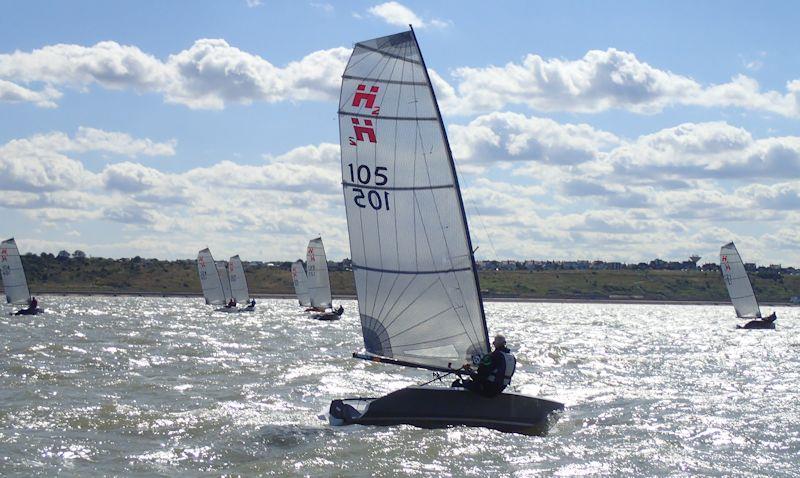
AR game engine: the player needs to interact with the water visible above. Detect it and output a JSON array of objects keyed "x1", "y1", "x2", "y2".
[{"x1": 1, "y1": 297, "x2": 798, "y2": 476}]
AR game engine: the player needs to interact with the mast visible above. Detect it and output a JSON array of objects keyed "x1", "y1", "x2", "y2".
[{"x1": 408, "y1": 26, "x2": 491, "y2": 351}]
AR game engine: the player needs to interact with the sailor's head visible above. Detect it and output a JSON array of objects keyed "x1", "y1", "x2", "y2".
[{"x1": 492, "y1": 334, "x2": 507, "y2": 349}]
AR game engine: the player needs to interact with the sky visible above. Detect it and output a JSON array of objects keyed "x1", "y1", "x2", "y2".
[{"x1": 0, "y1": 0, "x2": 799, "y2": 265}]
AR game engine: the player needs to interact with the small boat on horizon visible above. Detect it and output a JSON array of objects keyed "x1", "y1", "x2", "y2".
[
  {"x1": 196, "y1": 248, "x2": 255, "y2": 313},
  {"x1": 304, "y1": 237, "x2": 344, "y2": 320},
  {"x1": 1, "y1": 238, "x2": 44, "y2": 316}
]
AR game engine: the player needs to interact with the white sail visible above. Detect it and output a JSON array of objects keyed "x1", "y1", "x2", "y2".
[
  {"x1": 338, "y1": 30, "x2": 490, "y2": 370},
  {"x1": 1, "y1": 238, "x2": 32, "y2": 305},
  {"x1": 197, "y1": 248, "x2": 226, "y2": 305},
  {"x1": 720, "y1": 242, "x2": 761, "y2": 318},
  {"x1": 291, "y1": 260, "x2": 311, "y2": 307},
  {"x1": 228, "y1": 255, "x2": 250, "y2": 303},
  {"x1": 217, "y1": 261, "x2": 233, "y2": 303},
  {"x1": 306, "y1": 237, "x2": 332, "y2": 309}
]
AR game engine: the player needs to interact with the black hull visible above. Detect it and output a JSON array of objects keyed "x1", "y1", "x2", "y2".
[
  {"x1": 312, "y1": 313, "x2": 341, "y2": 321},
  {"x1": 737, "y1": 320, "x2": 776, "y2": 330},
  {"x1": 329, "y1": 386, "x2": 564, "y2": 436},
  {"x1": 14, "y1": 308, "x2": 43, "y2": 316}
]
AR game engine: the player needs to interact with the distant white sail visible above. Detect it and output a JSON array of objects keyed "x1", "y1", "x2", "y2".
[
  {"x1": 720, "y1": 242, "x2": 761, "y2": 318},
  {"x1": 228, "y1": 255, "x2": 250, "y2": 303},
  {"x1": 292, "y1": 260, "x2": 311, "y2": 307},
  {"x1": 197, "y1": 248, "x2": 226, "y2": 305},
  {"x1": 217, "y1": 261, "x2": 232, "y2": 303},
  {"x1": 307, "y1": 237, "x2": 332, "y2": 309},
  {"x1": 338, "y1": 30, "x2": 490, "y2": 370},
  {"x1": 1, "y1": 238, "x2": 32, "y2": 305}
]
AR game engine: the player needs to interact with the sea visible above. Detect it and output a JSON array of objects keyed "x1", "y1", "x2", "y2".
[{"x1": 1, "y1": 296, "x2": 798, "y2": 477}]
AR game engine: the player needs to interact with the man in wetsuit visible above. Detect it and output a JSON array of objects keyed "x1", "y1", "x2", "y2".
[{"x1": 453, "y1": 334, "x2": 516, "y2": 397}]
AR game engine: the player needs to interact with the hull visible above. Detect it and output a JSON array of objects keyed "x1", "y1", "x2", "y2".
[
  {"x1": 737, "y1": 319, "x2": 776, "y2": 330},
  {"x1": 14, "y1": 307, "x2": 43, "y2": 316},
  {"x1": 312, "y1": 312, "x2": 341, "y2": 321},
  {"x1": 329, "y1": 386, "x2": 564, "y2": 436}
]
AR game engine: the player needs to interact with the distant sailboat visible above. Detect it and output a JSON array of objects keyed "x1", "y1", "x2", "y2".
[
  {"x1": 291, "y1": 260, "x2": 311, "y2": 307},
  {"x1": 1, "y1": 238, "x2": 42, "y2": 315},
  {"x1": 228, "y1": 255, "x2": 255, "y2": 311},
  {"x1": 720, "y1": 242, "x2": 776, "y2": 329},
  {"x1": 196, "y1": 248, "x2": 239, "y2": 313},
  {"x1": 327, "y1": 29, "x2": 563, "y2": 435},
  {"x1": 305, "y1": 237, "x2": 344, "y2": 320}
]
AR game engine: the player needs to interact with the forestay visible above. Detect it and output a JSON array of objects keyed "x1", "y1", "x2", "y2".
[
  {"x1": 197, "y1": 249, "x2": 226, "y2": 305},
  {"x1": 291, "y1": 260, "x2": 311, "y2": 307},
  {"x1": 217, "y1": 261, "x2": 233, "y2": 303},
  {"x1": 1, "y1": 238, "x2": 31, "y2": 305},
  {"x1": 338, "y1": 30, "x2": 490, "y2": 370},
  {"x1": 228, "y1": 255, "x2": 250, "y2": 303},
  {"x1": 720, "y1": 242, "x2": 761, "y2": 318},
  {"x1": 306, "y1": 238, "x2": 332, "y2": 309}
]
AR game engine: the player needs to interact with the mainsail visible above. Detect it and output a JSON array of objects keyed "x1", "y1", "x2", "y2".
[
  {"x1": 720, "y1": 242, "x2": 761, "y2": 318},
  {"x1": 291, "y1": 260, "x2": 311, "y2": 307},
  {"x1": 197, "y1": 248, "x2": 226, "y2": 305},
  {"x1": 228, "y1": 255, "x2": 250, "y2": 304},
  {"x1": 307, "y1": 237, "x2": 333, "y2": 309},
  {"x1": 1, "y1": 238, "x2": 32, "y2": 305},
  {"x1": 217, "y1": 261, "x2": 232, "y2": 303},
  {"x1": 338, "y1": 29, "x2": 490, "y2": 370}
]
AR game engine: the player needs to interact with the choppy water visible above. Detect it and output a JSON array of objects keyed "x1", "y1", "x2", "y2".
[{"x1": 1, "y1": 296, "x2": 798, "y2": 477}]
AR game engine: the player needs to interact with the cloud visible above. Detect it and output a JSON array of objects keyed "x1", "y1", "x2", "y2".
[
  {"x1": 0, "y1": 40, "x2": 351, "y2": 109},
  {"x1": 367, "y1": 1, "x2": 449, "y2": 29},
  {"x1": 438, "y1": 48, "x2": 800, "y2": 117},
  {"x1": 0, "y1": 79, "x2": 61, "y2": 107},
  {"x1": 245, "y1": 0, "x2": 262, "y2": 7}
]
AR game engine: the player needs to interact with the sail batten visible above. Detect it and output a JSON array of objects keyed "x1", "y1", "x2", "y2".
[
  {"x1": 339, "y1": 30, "x2": 489, "y2": 370},
  {"x1": 720, "y1": 242, "x2": 761, "y2": 319},
  {"x1": 0, "y1": 238, "x2": 32, "y2": 305}
]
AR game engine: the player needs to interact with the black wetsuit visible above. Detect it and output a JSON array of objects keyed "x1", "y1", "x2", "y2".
[{"x1": 455, "y1": 346, "x2": 514, "y2": 397}]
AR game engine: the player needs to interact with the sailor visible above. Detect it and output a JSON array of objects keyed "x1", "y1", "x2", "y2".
[
  {"x1": 226, "y1": 298, "x2": 236, "y2": 308},
  {"x1": 453, "y1": 334, "x2": 516, "y2": 397},
  {"x1": 763, "y1": 311, "x2": 777, "y2": 322},
  {"x1": 26, "y1": 296, "x2": 38, "y2": 312},
  {"x1": 249, "y1": 298, "x2": 256, "y2": 307}
]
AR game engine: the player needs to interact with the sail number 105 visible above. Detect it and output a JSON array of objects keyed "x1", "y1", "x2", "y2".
[{"x1": 347, "y1": 164, "x2": 390, "y2": 211}]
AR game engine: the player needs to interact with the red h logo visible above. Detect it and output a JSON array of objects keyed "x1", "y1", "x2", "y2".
[
  {"x1": 352, "y1": 118, "x2": 376, "y2": 143},
  {"x1": 353, "y1": 84, "x2": 379, "y2": 109}
]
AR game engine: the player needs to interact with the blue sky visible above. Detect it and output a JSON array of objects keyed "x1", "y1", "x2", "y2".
[{"x1": 1, "y1": 1, "x2": 799, "y2": 265}]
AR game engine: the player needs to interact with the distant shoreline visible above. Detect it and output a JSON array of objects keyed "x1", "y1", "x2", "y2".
[{"x1": 17, "y1": 290, "x2": 796, "y2": 307}]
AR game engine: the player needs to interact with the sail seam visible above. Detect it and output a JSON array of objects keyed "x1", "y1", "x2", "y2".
[
  {"x1": 355, "y1": 43, "x2": 422, "y2": 64},
  {"x1": 341, "y1": 74, "x2": 428, "y2": 86}
]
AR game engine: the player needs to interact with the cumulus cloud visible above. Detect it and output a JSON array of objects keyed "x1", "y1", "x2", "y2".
[
  {"x1": 367, "y1": 1, "x2": 449, "y2": 29},
  {"x1": 0, "y1": 40, "x2": 351, "y2": 109},
  {"x1": 438, "y1": 48, "x2": 800, "y2": 117}
]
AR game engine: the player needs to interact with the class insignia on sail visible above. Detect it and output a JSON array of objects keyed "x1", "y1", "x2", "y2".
[
  {"x1": 327, "y1": 28, "x2": 564, "y2": 435},
  {"x1": 720, "y1": 242, "x2": 776, "y2": 330}
]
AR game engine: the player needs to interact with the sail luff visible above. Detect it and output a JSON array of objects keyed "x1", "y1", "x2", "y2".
[
  {"x1": 228, "y1": 255, "x2": 250, "y2": 304},
  {"x1": 306, "y1": 237, "x2": 333, "y2": 309},
  {"x1": 408, "y1": 26, "x2": 490, "y2": 353},
  {"x1": 217, "y1": 261, "x2": 232, "y2": 303},
  {"x1": 0, "y1": 238, "x2": 32, "y2": 304},
  {"x1": 291, "y1": 260, "x2": 312, "y2": 307}
]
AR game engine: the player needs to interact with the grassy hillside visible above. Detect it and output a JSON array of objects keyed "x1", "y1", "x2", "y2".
[{"x1": 3, "y1": 255, "x2": 798, "y2": 302}]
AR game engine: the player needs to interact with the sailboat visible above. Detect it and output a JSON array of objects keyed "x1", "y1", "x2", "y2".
[
  {"x1": 228, "y1": 255, "x2": 255, "y2": 311},
  {"x1": 1, "y1": 238, "x2": 43, "y2": 315},
  {"x1": 305, "y1": 237, "x2": 344, "y2": 320},
  {"x1": 291, "y1": 260, "x2": 311, "y2": 307},
  {"x1": 327, "y1": 29, "x2": 563, "y2": 435},
  {"x1": 196, "y1": 248, "x2": 237, "y2": 313},
  {"x1": 720, "y1": 242, "x2": 776, "y2": 329}
]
